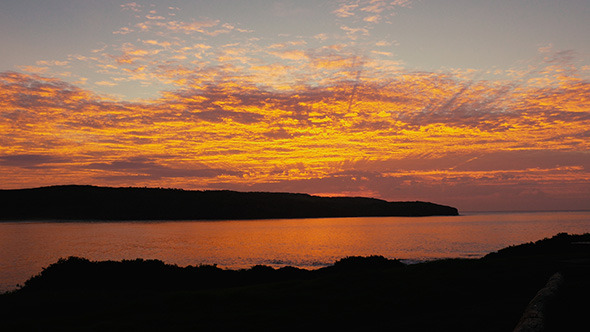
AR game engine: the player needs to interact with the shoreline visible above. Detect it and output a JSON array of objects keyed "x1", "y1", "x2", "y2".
[{"x1": 2, "y1": 233, "x2": 589, "y2": 330}]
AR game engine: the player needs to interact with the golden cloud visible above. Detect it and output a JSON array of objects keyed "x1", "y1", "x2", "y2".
[{"x1": 1, "y1": 53, "x2": 589, "y2": 209}]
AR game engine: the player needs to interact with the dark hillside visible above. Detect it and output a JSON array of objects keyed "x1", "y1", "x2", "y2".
[
  {"x1": 1, "y1": 233, "x2": 588, "y2": 331},
  {"x1": 0, "y1": 185, "x2": 458, "y2": 220}
]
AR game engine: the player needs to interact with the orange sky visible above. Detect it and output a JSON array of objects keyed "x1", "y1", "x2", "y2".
[
  {"x1": 1, "y1": 1, "x2": 589, "y2": 211},
  {"x1": 2, "y1": 60, "x2": 589, "y2": 211}
]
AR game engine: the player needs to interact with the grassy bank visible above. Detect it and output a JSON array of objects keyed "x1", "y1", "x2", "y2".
[{"x1": 1, "y1": 233, "x2": 588, "y2": 331}]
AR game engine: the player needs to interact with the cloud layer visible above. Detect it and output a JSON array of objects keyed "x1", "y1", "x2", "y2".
[
  {"x1": 2, "y1": 55, "x2": 589, "y2": 210},
  {"x1": 1, "y1": 1, "x2": 589, "y2": 211}
]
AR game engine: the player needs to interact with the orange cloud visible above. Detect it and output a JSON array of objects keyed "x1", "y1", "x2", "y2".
[
  {"x1": 269, "y1": 50, "x2": 308, "y2": 61},
  {"x1": 154, "y1": 19, "x2": 220, "y2": 34},
  {"x1": 121, "y1": 2, "x2": 141, "y2": 12},
  {"x1": 16, "y1": 65, "x2": 49, "y2": 74},
  {"x1": 1, "y1": 51, "x2": 589, "y2": 210},
  {"x1": 95, "y1": 81, "x2": 118, "y2": 86},
  {"x1": 333, "y1": 4, "x2": 358, "y2": 18},
  {"x1": 334, "y1": 0, "x2": 414, "y2": 26}
]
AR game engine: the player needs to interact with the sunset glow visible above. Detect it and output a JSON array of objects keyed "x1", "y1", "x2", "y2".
[{"x1": 1, "y1": 0, "x2": 589, "y2": 211}]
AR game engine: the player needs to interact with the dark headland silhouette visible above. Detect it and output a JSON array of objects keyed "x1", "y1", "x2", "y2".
[{"x1": 0, "y1": 185, "x2": 458, "y2": 220}]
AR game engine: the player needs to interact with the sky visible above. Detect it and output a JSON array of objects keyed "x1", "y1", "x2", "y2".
[{"x1": 1, "y1": 0, "x2": 589, "y2": 212}]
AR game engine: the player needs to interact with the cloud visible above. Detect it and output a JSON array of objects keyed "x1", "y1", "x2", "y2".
[
  {"x1": 361, "y1": 2, "x2": 386, "y2": 14},
  {"x1": 2, "y1": 1, "x2": 588, "y2": 210},
  {"x1": 95, "y1": 81, "x2": 118, "y2": 86},
  {"x1": 113, "y1": 27, "x2": 134, "y2": 35},
  {"x1": 189, "y1": 109, "x2": 264, "y2": 124},
  {"x1": 0, "y1": 154, "x2": 68, "y2": 168},
  {"x1": 35, "y1": 60, "x2": 69, "y2": 67},
  {"x1": 225, "y1": 149, "x2": 590, "y2": 209},
  {"x1": 538, "y1": 43, "x2": 554, "y2": 54},
  {"x1": 86, "y1": 157, "x2": 242, "y2": 179},
  {"x1": 375, "y1": 40, "x2": 392, "y2": 47},
  {"x1": 333, "y1": 3, "x2": 358, "y2": 18},
  {"x1": 110, "y1": 43, "x2": 163, "y2": 65},
  {"x1": 146, "y1": 14, "x2": 166, "y2": 20},
  {"x1": 390, "y1": 0, "x2": 413, "y2": 7},
  {"x1": 0, "y1": 71, "x2": 94, "y2": 112},
  {"x1": 16, "y1": 65, "x2": 49, "y2": 74},
  {"x1": 364, "y1": 15, "x2": 381, "y2": 23},
  {"x1": 154, "y1": 19, "x2": 220, "y2": 34},
  {"x1": 339, "y1": 25, "x2": 369, "y2": 39},
  {"x1": 1, "y1": 45, "x2": 589, "y2": 209},
  {"x1": 121, "y1": 2, "x2": 141, "y2": 12},
  {"x1": 141, "y1": 39, "x2": 173, "y2": 48},
  {"x1": 269, "y1": 49, "x2": 308, "y2": 61},
  {"x1": 333, "y1": 0, "x2": 414, "y2": 23}
]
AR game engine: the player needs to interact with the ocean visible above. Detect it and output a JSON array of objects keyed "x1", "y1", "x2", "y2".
[{"x1": 1, "y1": 211, "x2": 589, "y2": 292}]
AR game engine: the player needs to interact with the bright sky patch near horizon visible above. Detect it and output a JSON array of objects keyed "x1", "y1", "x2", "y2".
[{"x1": 1, "y1": 0, "x2": 589, "y2": 211}]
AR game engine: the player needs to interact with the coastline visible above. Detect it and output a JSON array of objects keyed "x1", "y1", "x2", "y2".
[
  {"x1": 2, "y1": 211, "x2": 590, "y2": 294},
  {"x1": 0, "y1": 185, "x2": 459, "y2": 221},
  {"x1": 1, "y1": 233, "x2": 588, "y2": 331}
]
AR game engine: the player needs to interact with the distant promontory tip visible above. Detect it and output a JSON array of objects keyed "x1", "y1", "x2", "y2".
[{"x1": 0, "y1": 185, "x2": 458, "y2": 221}]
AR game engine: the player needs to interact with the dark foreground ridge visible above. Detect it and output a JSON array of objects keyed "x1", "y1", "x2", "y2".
[
  {"x1": 1, "y1": 233, "x2": 588, "y2": 331},
  {"x1": 0, "y1": 185, "x2": 458, "y2": 220}
]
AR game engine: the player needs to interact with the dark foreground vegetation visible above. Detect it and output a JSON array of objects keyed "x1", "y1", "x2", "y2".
[
  {"x1": 0, "y1": 185, "x2": 458, "y2": 221},
  {"x1": 1, "y1": 233, "x2": 588, "y2": 331}
]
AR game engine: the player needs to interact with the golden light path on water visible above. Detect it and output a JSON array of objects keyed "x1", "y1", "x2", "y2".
[{"x1": 1, "y1": 211, "x2": 590, "y2": 292}]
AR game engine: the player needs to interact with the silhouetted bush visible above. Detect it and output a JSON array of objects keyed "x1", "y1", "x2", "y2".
[
  {"x1": 484, "y1": 232, "x2": 590, "y2": 259},
  {"x1": 330, "y1": 255, "x2": 406, "y2": 272},
  {"x1": 2, "y1": 233, "x2": 589, "y2": 332},
  {"x1": 19, "y1": 233, "x2": 589, "y2": 294}
]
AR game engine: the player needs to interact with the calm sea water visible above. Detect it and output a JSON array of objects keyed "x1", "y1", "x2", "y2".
[{"x1": 1, "y1": 211, "x2": 590, "y2": 292}]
